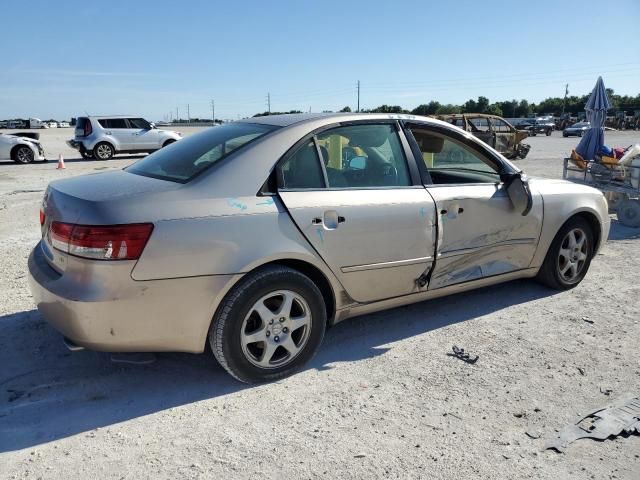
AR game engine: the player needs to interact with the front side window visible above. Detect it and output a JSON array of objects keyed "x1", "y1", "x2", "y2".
[
  {"x1": 127, "y1": 122, "x2": 278, "y2": 182},
  {"x1": 468, "y1": 117, "x2": 490, "y2": 132},
  {"x1": 491, "y1": 118, "x2": 512, "y2": 133},
  {"x1": 316, "y1": 124, "x2": 411, "y2": 188},
  {"x1": 409, "y1": 128, "x2": 501, "y2": 184},
  {"x1": 128, "y1": 118, "x2": 151, "y2": 129}
]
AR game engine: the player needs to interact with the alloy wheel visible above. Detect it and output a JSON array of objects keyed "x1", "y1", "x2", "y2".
[
  {"x1": 96, "y1": 144, "x2": 113, "y2": 159},
  {"x1": 16, "y1": 147, "x2": 34, "y2": 163},
  {"x1": 557, "y1": 228, "x2": 588, "y2": 282},
  {"x1": 240, "y1": 290, "x2": 312, "y2": 369}
]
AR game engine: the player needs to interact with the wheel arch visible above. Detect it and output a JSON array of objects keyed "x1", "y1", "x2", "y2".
[
  {"x1": 10, "y1": 143, "x2": 34, "y2": 160},
  {"x1": 201, "y1": 257, "x2": 339, "y2": 354},
  {"x1": 572, "y1": 210, "x2": 602, "y2": 253},
  {"x1": 94, "y1": 139, "x2": 117, "y2": 153}
]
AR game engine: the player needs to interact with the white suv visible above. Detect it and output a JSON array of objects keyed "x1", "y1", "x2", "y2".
[{"x1": 67, "y1": 116, "x2": 182, "y2": 160}]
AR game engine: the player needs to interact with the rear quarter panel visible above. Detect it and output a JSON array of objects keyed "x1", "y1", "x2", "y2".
[{"x1": 131, "y1": 195, "x2": 347, "y2": 304}]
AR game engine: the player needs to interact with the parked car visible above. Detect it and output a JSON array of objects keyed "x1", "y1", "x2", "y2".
[
  {"x1": 563, "y1": 122, "x2": 591, "y2": 137},
  {"x1": 0, "y1": 132, "x2": 46, "y2": 163},
  {"x1": 517, "y1": 118, "x2": 554, "y2": 136},
  {"x1": 66, "y1": 115, "x2": 182, "y2": 159},
  {"x1": 29, "y1": 113, "x2": 609, "y2": 383},
  {"x1": 58, "y1": 121, "x2": 70, "y2": 128},
  {"x1": 435, "y1": 113, "x2": 530, "y2": 159}
]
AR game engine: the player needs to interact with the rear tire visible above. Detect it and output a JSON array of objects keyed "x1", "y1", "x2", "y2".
[
  {"x1": 80, "y1": 149, "x2": 94, "y2": 159},
  {"x1": 94, "y1": 142, "x2": 114, "y2": 160},
  {"x1": 209, "y1": 266, "x2": 326, "y2": 383},
  {"x1": 536, "y1": 217, "x2": 594, "y2": 290},
  {"x1": 546, "y1": 129, "x2": 552, "y2": 136}
]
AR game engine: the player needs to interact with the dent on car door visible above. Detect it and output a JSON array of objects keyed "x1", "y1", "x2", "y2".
[
  {"x1": 405, "y1": 125, "x2": 542, "y2": 289},
  {"x1": 277, "y1": 123, "x2": 437, "y2": 303}
]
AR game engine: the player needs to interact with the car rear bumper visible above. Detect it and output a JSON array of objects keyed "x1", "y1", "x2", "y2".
[{"x1": 27, "y1": 241, "x2": 239, "y2": 353}]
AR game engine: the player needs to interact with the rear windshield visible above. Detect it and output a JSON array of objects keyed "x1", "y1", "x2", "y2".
[
  {"x1": 126, "y1": 122, "x2": 278, "y2": 183},
  {"x1": 76, "y1": 117, "x2": 89, "y2": 129}
]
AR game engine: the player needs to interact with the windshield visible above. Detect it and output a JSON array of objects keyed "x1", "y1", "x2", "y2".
[
  {"x1": 573, "y1": 122, "x2": 589, "y2": 128},
  {"x1": 126, "y1": 122, "x2": 278, "y2": 183}
]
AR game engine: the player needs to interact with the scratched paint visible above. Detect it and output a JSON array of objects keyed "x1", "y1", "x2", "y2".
[
  {"x1": 256, "y1": 197, "x2": 275, "y2": 206},
  {"x1": 226, "y1": 198, "x2": 247, "y2": 211}
]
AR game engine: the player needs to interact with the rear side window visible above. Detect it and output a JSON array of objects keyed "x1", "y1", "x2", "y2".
[
  {"x1": 98, "y1": 118, "x2": 128, "y2": 129},
  {"x1": 126, "y1": 123, "x2": 278, "y2": 183}
]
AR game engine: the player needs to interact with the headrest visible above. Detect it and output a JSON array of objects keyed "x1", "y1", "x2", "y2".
[
  {"x1": 346, "y1": 125, "x2": 390, "y2": 148},
  {"x1": 413, "y1": 132, "x2": 444, "y2": 153}
]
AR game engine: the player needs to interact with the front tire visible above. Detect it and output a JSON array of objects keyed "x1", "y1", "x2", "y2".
[
  {"x1": 209, "y1": 266, "x2": 327, "y2": 383},
  {"x1": 94, "y1": 142, "x2": 114, "y2": 160},
  {"x1": 12, "y1": 145, "x2": 35, "y2": 164},
  {"x1": 536, "y1": 217, "x2": 594, "y2": 290}
]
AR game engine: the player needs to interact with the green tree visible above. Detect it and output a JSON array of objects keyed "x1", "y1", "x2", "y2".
[{"x1": 339, "y1": 106, "x2": 351, "y2": 112}]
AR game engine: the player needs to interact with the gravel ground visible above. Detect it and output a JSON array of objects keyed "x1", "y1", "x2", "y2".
[{"x1": 1, "y1": 128, "x2": 639, "y2": 479}]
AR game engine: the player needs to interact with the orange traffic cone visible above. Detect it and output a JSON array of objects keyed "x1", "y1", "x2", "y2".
[{"x1": 56, "y1": 154, "x2": 65, "y2": 170}]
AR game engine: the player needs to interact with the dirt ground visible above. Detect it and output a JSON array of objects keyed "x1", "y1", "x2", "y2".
[{"x1": 1, "y1": 127, "x2": 639, "y2": 479}]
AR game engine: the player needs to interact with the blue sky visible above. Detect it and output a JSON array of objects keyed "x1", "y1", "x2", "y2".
[{"x1": 1, "y1": 0, "x2": 639, "y2": 120}]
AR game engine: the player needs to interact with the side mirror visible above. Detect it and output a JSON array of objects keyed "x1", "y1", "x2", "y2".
[
  {"x1": 149, "y1": 122, "x2": 156, "y2": 129},
  {"x1": 504, "y1": 172, "x2": 532, "y2": 216}
]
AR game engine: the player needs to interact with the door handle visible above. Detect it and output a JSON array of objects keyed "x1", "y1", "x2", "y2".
[{"x1": 313, "y1": 210, "x2": 344, "y2": 230}]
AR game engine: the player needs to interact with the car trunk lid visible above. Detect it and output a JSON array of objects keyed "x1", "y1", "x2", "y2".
[{"x1": 39, "y1": 170, "x2": 178, "y2": 272}]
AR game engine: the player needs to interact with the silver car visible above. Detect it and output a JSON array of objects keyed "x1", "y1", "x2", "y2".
[
  {"x1": 0, "y1": 132, "x2": 46, "y2": 163},
  {"x1": 67, "y1": 115, "x2": 182, "y2": 160},
  {"x1": 28, "y1": 113, "x2": 610, "y2": 383},
  {"x1": 563, "y1": 122, "x2": 591, "y2": 137}
]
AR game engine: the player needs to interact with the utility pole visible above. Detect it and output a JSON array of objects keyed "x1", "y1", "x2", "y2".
[
  {"x1": 176, "y1": 107, "x2": 179, "y2": 123},
  {"x1": 186, "y1": 104, "x2": 190, "y2": 125},
  {"x1": 267, "y1": 93, "x2": 271, "y2": 115},
  {"x1": 211, "y1": 99, "x2": 215, "y2": 124},
  {"x1": 357, "y1": 80, "x2": 360, "y2": 113},
  {"x1": 561, "y1": 83, "x2": 569, "y2": 117}
]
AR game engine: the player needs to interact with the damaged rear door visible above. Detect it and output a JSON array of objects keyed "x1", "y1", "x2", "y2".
[{"x1": 277, "y1": 122, "x2": 437, "y2": 303}]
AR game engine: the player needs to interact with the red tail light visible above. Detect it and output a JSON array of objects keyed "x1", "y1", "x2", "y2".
[
  {"x1": 39, "y1": 210, "x2": 45, "y2": 226},
  {"x1": 84, "y1": 121, "x2": 92, "y2": 137},
  {"x1": 50, "y1": 222, "x2": 153, "y2": 260}
]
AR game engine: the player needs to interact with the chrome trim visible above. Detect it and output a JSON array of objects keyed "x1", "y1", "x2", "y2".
[{"x1": 341, "y1": 256, "x2": 433, "y2": 273}]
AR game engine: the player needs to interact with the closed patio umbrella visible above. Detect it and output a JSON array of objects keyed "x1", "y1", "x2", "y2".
[{"x1": 575, "y1": 76, "x2": 611, "y2": 160}]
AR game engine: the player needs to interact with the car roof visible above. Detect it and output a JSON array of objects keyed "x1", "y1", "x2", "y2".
[
  {"x1": 239, "y1": 112, "x2": 456, "y2": 128},
  {"x1": 83, "y1": 115, "x2": 138, "y2": 119},
  {"x1": 434, "y1": 113, "x2": 502, "y2": 120}
]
